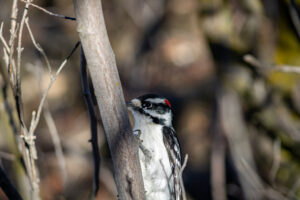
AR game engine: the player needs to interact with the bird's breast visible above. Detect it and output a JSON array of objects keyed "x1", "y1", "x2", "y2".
[{"x1": 134, "y1": 123, "x2": 174, "y2": 199}]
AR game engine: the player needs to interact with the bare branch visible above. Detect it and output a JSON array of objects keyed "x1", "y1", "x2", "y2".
[
  {"x1": 25, "y1": 25, "x2": 68, "y2": 185},
  {"x1": 15, "y1": 1, "x2": 41, "y2": 198},
  {"x1": 244, "y1": 54, "x2": 300, "y2": 74},
  {"x1": 211, "y1": 130, "x2": 226, "y2": 200},
  {"x1": 273, "y1": 65, "x2": 300, "y2": 73},
  {"x1": 243, "y1": 54, "x2": 267, "y2": 69},
  {"x1": 0, "y1": 70, "x2": 19, "y2": 137},
  {"x1": 15, "y1": 0, "x2": 29, "y2": 130},
  {"x1": 28, "y1": 42, "x2": 79, "y2": 139},
  {"x1": 20, "y1": 0, "x2": 76, "y2": 21},
  {"x1": 168, "y1": 145, "x2": 188, "y2": 200},
  {"x1": 0, "y1": 23, "x2": 11, "y2": 54},
  {"x1": 80, "y1": 48, "x2": 100, "y2": 196},
  {"x1": 219, "y1": 89, "x2": 264, "y2": 199},
  {"x1": 17, "y1": 0, "x2": 30, "y2": 91},
  {"x1": 8, "y1": 0, "x2": 18, "y2": 84},
  {"x1": 25, "y1": 18, "x2": 52, "y2": 73},
  {"x1": 9, "y1": 0, "x2": 18, "y2": 46},
  {"x1": 43, "y1": 104, "x2": 67, "y2": 185}
]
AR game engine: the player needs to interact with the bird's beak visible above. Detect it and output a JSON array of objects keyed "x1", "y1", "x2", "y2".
[{"x1": 126, "y1": 99, "x2": 141, "y2": 109}]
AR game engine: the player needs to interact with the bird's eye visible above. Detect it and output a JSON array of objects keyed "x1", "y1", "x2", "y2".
[{"x1": 142, "y1": 102, "x2": 152, "y2": 109}]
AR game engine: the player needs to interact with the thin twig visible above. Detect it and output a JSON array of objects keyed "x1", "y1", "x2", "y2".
[
  {"x1": 9, "y1": 0, "x2": 18, "y2": 46},
  {"x1": 20, "y1": 0, "x2": 76, "y2": 21},
  {"x1": 0, "y1": 23, "x2": 11, "y2": 54},
  {"x1": 8, "y1": 0, "x2": 18, "y2": 85},
  {"x1": 180, "y1": 154, "x2": 188, "y2": 200},
  {"x1": 80, "y1": 47, "x2": 100, "y2": 196},
  {"x1": 19, "y1": 41, "x2": 79, "y2": 199},
  {"x1": 16, "y1": 1, "x2": 41, "y2": 198},
  {"x1": 43, "y1": 103, "x2": 67, "y2": 185},
  {"x1": 167, "y1": 143, "x2": 187, "y2": 200},
  {"x1": 211, "y1": 130, "x2": 226, "y2": 200},
  {"x1": 244, "y1": 54, "x2": 300, "y2": 74},
  {"x1": 16, "y1": 0, "x2": 29, "y2": 128},
  {"x1": 8, "y1": 24, "x2": 18, "y2": 86},
  {"x1": 25, "y1": 18, "x2": 52, "y2": 73},
  {"x1": 0, "y1": 21, "x2": 18, "y2": 87},
  {"x1": 28, "y1": 41, "x2": 80, "y2": 138},
  {"x1": 159, "y1": 159, "x2": 173, "y2": 195},
  {"x1": 17, "y1": 0, "x2": 30, "y2": 95},
  {"x1": 273, "y1": 65, "x2": 300, "y2": 73},
  {"x1": 1, "y1": 83, "x2": 19, "y2": 136},
  {"x1": 25, "y1": 15, "x2": 67, "y2": 186}
]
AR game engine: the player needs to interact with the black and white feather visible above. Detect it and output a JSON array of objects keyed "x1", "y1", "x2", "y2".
[{"x1": 128, "y1": 94, "x2": 182, "y2": 200}]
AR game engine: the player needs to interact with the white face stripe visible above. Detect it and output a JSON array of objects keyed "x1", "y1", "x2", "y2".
[{"x1": 146, "y1": 98, "x2": 166, "y2": 104}]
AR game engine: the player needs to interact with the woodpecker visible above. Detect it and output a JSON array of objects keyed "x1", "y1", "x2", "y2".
[{"x1": 127, "y1": 94, "x2": 182, "y2": 200}]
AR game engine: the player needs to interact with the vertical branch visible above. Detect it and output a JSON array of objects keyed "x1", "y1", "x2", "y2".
[
  {"x1": 73, "y1": 0, "x2": 146, "y2": 199},
  {"x1": 80, "y1": 48, "x2": 101, "y2": 196},
  {"x1": 43, "y1": 104, "x2": 67, "y2": 185},
  {"x1": 16, "y1": 0, "x2": 30, "y2": 126},
  {"x1": 8, "y1": 0, "x2": 18, "y2": 86},
  {"x1": 210, "y1": 86, "x2": 227, "y2": 200},
  {"x1": 12, "y1": 1, "x2": 41, "y2": 198},
  {"x1": 9, "y1": 0, "x2": 18, "y2": 47},
  {"x1": 218, "y1": 89, "x2": 264, "y2": 199},
  {"x1": 211, "y1": 129, "x2": 226, "y2": 200},
  {"x1": 1, "y1": 78, "x2": 19, "y2": 137}
]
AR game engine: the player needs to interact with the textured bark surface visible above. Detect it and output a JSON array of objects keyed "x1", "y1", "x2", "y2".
[{"x1": 73, "y1": 1, "x2": 146, "y2": 199}]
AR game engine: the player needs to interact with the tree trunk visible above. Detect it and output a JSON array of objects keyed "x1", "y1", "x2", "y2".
[{"x1": 73, "y1": 1, "x2": 146, "y2": 199}]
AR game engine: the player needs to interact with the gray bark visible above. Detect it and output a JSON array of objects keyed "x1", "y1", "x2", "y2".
[{"x1": 73, "y1": 1, "x2": 146, "y2": 199}]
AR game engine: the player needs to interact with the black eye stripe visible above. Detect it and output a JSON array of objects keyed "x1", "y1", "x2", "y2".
[{"x1": 136, "y1": 107, "x2": 166, "y2": 125}]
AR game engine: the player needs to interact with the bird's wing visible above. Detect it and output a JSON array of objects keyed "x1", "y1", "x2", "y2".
[{"x1": 162, "y1": 126, "x2": 182, "y2": 200}]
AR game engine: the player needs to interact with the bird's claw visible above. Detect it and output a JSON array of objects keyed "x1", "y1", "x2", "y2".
[{"x1": 133, "y1": 129, "x2": 143, "y2": 144}]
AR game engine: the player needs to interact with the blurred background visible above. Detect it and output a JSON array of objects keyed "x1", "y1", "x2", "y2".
[{"x1": 0, "y1": 0, "x2": 300, "y2": 199}]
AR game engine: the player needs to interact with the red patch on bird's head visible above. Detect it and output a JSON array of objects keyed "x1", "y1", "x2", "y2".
[{"x1": 164, "y1": 99, "x2": 171, "y2": 107}]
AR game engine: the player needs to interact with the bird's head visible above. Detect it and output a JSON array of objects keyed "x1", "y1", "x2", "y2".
[{"x1": 127, "y1": 94, "x2": 173, "y2": 127}]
